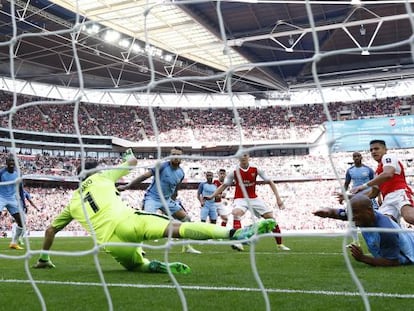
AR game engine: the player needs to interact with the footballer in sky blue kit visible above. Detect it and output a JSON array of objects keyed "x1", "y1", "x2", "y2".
[
  {"x1": 197, "y1": 171, "x2": 218, "y2": 223},
  {"x1": 143, "y1": 160, "x2": 185, "y2": 215},
  {"x1": 344, "y1": 152, "x2": 379, "y2": 210}
]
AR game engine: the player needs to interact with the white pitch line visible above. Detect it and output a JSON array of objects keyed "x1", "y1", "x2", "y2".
[{"x1": 2, "y1": 279, "x2": 414, "y2": 299}]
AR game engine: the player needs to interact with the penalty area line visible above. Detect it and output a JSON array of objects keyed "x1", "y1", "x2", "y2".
[{"x1": 2, "y1": 279, "x2": 414, "y2": 299}]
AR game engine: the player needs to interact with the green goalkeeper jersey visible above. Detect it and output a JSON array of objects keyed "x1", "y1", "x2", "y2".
[{"x1": 51, "y1": 162, "x2": 135, "y2": 244}]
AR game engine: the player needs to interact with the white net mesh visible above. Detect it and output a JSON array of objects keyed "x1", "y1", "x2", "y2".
[{"x1": 1, "y1": 1, "x2": 414, "y2": 311}]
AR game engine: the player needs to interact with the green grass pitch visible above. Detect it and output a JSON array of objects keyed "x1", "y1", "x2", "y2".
[{"x1": 0, "y1": 235, "x2": 412, "y2": 311}]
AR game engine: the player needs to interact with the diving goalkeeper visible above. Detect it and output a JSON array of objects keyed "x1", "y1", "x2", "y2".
[{"x1": 33, "y1": 150, "x2": 275, "y2": 274}]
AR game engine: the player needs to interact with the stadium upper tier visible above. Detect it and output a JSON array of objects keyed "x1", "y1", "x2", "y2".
[{"x1": 0, "y1": 91, "x2": 412, "y2": 145}]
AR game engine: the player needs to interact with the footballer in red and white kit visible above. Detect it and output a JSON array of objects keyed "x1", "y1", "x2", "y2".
[
  {"x1": 225, "y1": 164, "x2": 271, "y2": 216},
  {"x1": 352, "y1": 140, "x2": 414, "y2": 225},
  {"x1": 207, "y1": 153, "x2": 290, "y2": 251}
]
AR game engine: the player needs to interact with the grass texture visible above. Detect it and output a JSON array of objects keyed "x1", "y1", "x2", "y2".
[{"x1": 0, "y1": 235, "x2": 412, "y2": 311}]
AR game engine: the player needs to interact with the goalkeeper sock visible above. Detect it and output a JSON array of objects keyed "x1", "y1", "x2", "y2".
[
  {"x1": 39, "y1": 253, "x2": 50, "y2": 262},
  {"x1": 178, "y1": 222, "x2": 229, "y2": 240}
]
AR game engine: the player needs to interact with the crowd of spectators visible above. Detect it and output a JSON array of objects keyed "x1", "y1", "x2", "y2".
[{"x1": 0, "y1": 91, "x2": 412, "y2": 143}]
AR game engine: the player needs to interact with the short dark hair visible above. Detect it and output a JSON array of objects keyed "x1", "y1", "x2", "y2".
[
  {"x1": 6, "y1": 154, "x2": 15, "y2": 163},
  {"x1": 369, "y1": 139, "x2": 386, "y2": 147},
  {"x1": 76, "y1": 161, "x2": 99, "y2": 175},
  {"x1": 219, "y1": 169, "x2": 226, "y2": 173}
]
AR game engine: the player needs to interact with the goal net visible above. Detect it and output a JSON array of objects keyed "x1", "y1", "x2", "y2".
[{"x1": 0, "y1": 1, "x2": 414, "y2": 311}]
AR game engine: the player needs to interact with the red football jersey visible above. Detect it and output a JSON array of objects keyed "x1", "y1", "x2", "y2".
[
  {"x1": 376, "y1": 156, "x2": 412, "y2": 197},
  {"x1": 213, "y1": 179, "x2": 223, "y2": 202},
  {"x1": 233, "y1": 166, "x2": 258, "y2": 199}
]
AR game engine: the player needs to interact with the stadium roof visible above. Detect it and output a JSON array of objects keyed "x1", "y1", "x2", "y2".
[{"x1": 0, "y1": 1, "x2": 413, "y2": 98}]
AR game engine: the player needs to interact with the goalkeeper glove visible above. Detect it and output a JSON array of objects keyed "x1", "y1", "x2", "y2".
[{"x1": 123, "y1": 148, "x2": 135, "y2": 161}]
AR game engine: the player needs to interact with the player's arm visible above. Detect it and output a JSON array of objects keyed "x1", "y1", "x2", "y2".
[
  {"x1": 197, "y1": 183, "x2": 204, "y2": 206},
  {"x1": 313, "y1": 207, "x2": 348, "y2": 221},
  {"x1": 344, "y1": 170, "x2": 351, "y2": 191},
  {"x1": 348, "y1": 244, "x2": 400, "y2": 266},
  {"x1": 207, "y1": 171, "x2": 234, "y2": 200},
  {"x1": 352, "y1": 166, "x2": 394, "y2": 195},
  {"x1": 268, "y1": 180, "x2": 284, "y2": 209},
  {"x1": 370, "y1": 165, "x2": 395, "y2": 184},
  {"x1": 366, "y1": 165, "x2": 394, "y2": 188},
  {"x1": 118, "y1": 169, "x2": 151, "y2": 191},
  {"x1": 41, "y1": 225, "x2": 59, "y2": 254},
  {"x1": 103, "y1": 151, "x2": 138, "y2": 185},
  {"x1": 368, "y1": 167, "x2": 375, "y2": 180},
  {"x1": 27, "y1": 198, "x2": 40, "y2": 212},
  {"x1": 257, "y1": 169, "x2": 284, "y2": 208},
  {"x1": 377, "y1": 192, "x2": 383, "y2": 206},
  {"x1": 33, "y1": 225, "x2": 62, "y2": 269},
  {"x1": 33, "y1": 207, "x2": 73, "y2": 269},
  {"x1": 340, "y1": 186, "x2": 379, "y2": 204},
  {"x1": 171, "y1": 185, "x2": 180, "y2": 201},
  {"x1": 205, "y1": 183, "x2": 227, "y2": 200}
]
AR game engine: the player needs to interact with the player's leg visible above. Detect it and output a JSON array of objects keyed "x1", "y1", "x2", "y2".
[
  {"x1": 143, "y1": 198, "x2": 201, "y2": 253},
  {"x1": 217, "y1": 201, "x2": 231, "y2": 227},
  {"x1": 378, "y1": 190, "x2": 403, "y2": 224},
  {"x1": 9, "y1": 213, "x2": 24, "y2": 249},
  {"x1": 200, "y1": 206, "x2": 208, "y2": 222},
  {"x1": 130, "y1": 211, "x2": 275, "y2": 241},
  {"x1": 0, "y1": 199, "x2": 21, "y2": 249},
  {"x1": 219, "y1": 213, "x2": 228, "y2": 227},
  {"x1": 142, "y1": 197, "x2": 162, "y2": 214},
  {"x1": 108, "y1": 216, "x2": 190, "y2": 274},
  {"x1": 168, "y1": 200, "x2": 201, "y2": 254},
  {"x1": 231, "y1": 199, "x2": 247, "y2": 251},
  {"x1": 258, "y1": 199, "x2": 290, "y2": 251},
  {"x1": 115, "y1": 210, "x2": 276, "y2": 263},
  {"x1": 232, "y1": 199, "x2": 246, "y2": 230},
  {"x1": 11, "y1": 221, "x2": 16, "y2": 239},
  {"x1": 18, "y1": 211, "x2": 27, "y2": 246},
  {"x1": 168, "y1": 219, "x2": 276, "y2": 241},
  {"x1": 208, "y1": 204, "x2": 218, "y2": 224},
  {"x1": 218, "y1": 211, "x2": 228, "y2": 226},
  {"x1": 401, "y1": 204, "x2": 414, "y2": 225},
  {"x1": 7, "y1": 200, "x2": 24, "y2": 250},
  {"x1": 399, "y1": 189, "x2": 414, "y2": 225}
]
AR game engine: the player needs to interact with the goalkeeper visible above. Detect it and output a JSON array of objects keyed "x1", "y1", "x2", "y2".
[{"x1": 33, "y1": 150, "x2": 275, "y2": 274}]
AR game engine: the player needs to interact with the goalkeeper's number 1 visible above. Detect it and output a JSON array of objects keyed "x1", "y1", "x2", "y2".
[{"x1": 84, "y1": 192, "x2": 99, "y2": 213}]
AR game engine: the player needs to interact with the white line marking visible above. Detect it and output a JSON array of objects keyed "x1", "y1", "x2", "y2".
[{"x1": 2, "y1": 279, "x2": 413, "y2": 299}]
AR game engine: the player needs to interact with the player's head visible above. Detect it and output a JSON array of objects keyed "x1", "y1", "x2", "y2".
[
  {"x1": 6, "y1": 155, "x2": 15, "y2": 173},
  {"x1": 369, "y1": 139, "x2": 387, "y2": 162},
  {"x1": 205, "y1": 170, "x2": 213, "y2": 183},
  {"x1": 218, "y1": 168, "x2": 226, "y2": 181},
  {"x1": 352, "y1": 152, "x2": 362, "y2": 165},
  {"x1": 170, "y1": 147, "x2": 183, "y2": 168},
  {"x1": 238, "y1": 152, "x2": 250, "y2": 167},
  {"x1": 350, "y1": 194, "x2": 375, "y2": 227},
  {"x1": 77, "y1": 161, "x2": 99, "y2": 179}
]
